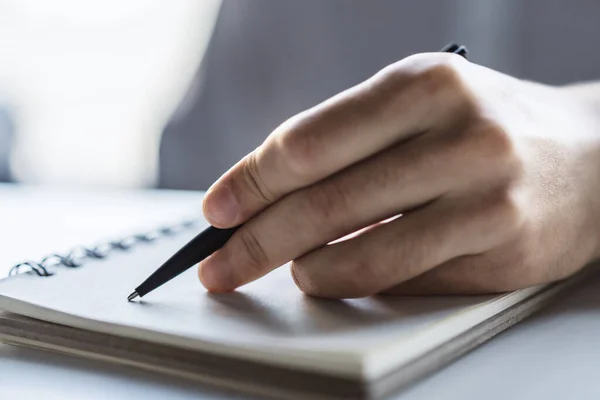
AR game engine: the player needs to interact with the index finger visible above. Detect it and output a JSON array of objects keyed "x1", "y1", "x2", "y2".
[{"x1": 202, "y1": 53, "x2": 468, "y2": 228}]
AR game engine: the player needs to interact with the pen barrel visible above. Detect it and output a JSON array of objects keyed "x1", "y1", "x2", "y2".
[{"x1": 135, "y1": 226, "x2": 239, "y2": 297}]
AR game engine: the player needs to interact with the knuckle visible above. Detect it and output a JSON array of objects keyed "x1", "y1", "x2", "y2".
[
  {"x1": 476, "y1": 121, "x2": 515, "y2": 161},
  {"x1": 374, "y1": 53, "x2": 467, "y2": 100},
  {"x1": 381, "y1": 53, "x2": 473, "y2": 119},
  {"x1": 415, "y1": 61, "x2": 463, "y2": 97},
  {"x1": 455, "y1": 120, "x2": 523, "y2": 180},
  {"x1": 276, "y1": 115, "x2": 322, "y2": 180},
  {"x1": 409, "y1": 53, "x2": 465, "y2": 89},
  {"x1": 396, "y1": 52, "x2": 464, "y2": 75},
  {"x1": 304, "y1": 180, "x2": 349, "y2": 222},
  {"x1": 236, "y1": 228, "x2": 269, "y2": 273},
  {"x1": 370, "y1": 63, "x2": 409, "y2": 95},
  {"x1": 241, "y1": 152, "x2": 274, "y2": 205},
  {"x1": 483, "y1": 187, "x2": 526, "y2": 235}
]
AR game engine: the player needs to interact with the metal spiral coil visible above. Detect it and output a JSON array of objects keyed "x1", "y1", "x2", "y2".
[{"x1": 9, "y1": 219, "x2": 199, "y2": 278}]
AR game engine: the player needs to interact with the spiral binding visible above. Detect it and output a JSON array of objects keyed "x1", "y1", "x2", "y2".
[{"x1": 9, "y1": 218, "x2": 200, "y2": 278}]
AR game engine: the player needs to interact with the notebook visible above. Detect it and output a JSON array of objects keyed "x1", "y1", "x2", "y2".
[{"x1": 0, "y1": 185, "x2": 593, "y2": 400}]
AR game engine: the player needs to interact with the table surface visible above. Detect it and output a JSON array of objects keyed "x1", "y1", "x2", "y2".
[{"x1": 1, "y1": 184, "x2": 599, "y2": 400}]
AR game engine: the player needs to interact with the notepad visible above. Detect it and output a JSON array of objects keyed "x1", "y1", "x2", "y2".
[{"x1": 0, "y1": 188, "x2": 592, "y2": 400}]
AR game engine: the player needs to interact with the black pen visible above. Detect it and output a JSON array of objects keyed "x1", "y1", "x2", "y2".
[
  {"x1": 127, "y1": 43, "x2": 468, "y2": 301},
  {"x1": 127, "y1": 225, "x2": 239, "y2": 300}
]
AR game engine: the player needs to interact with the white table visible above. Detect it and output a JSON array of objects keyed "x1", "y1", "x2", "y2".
[{"x1": 1, "y1": 185, "x2": 599, "y2": 399}]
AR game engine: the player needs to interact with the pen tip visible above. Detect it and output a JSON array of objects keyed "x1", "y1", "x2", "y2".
[{"x1": 127, "y1": 291, "x2": 139, "y2": 302}]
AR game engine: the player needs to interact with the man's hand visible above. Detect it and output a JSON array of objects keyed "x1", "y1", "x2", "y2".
[{"x1": 197, "y1": 52, "x2": 600, "y2": 298}]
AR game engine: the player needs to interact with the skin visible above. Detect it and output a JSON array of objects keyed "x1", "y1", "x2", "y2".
[{"x1": 197, "y1": 52, "x2": 600, "y2": 298}]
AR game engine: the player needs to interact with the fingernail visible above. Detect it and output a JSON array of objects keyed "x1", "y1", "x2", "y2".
[
  {"x1": 198, "y1": 254, "x2": 235, "y2": 292},
  {"x1": 203, "y1": 185, "x2": 239, "y2": 226}
]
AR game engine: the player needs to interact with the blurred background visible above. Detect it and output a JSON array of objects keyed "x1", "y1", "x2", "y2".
[
  {"x1": 0, "y1": 0, "x2": 220, "y2": 188},
  {"x1": 1, "y1": 0, "x2": 600, "y2": 191}
]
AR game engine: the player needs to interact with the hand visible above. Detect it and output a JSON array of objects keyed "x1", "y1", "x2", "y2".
[{"x1": 198, "y1": 52, "x2": 600, "y2": 298}]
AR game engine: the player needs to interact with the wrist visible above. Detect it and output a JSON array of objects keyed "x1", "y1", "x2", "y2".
[
  {"x1": 560, "y1": 81, "x2": 600, "y2": 116},
  {"x1": 559, "y1": 82, "x2": 600, "y2": 260}
]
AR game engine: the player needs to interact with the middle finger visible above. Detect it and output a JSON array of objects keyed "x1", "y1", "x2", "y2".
[{"x1": 199, "y1": 132, "x2": 475, "y2": 292}]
